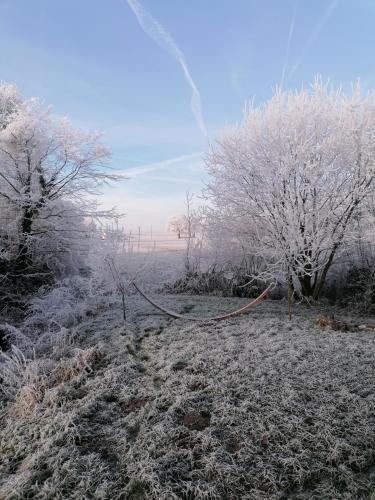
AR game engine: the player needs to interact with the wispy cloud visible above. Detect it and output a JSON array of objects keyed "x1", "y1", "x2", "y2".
[
  {"x1": 141, "y1": 174, "x2": 203, "y2": 184},
  {"x1": 100, "y1": 190, "x2": 190, "y2": 231},
  {"x1": 100, "y1": 160, "x2": 205, "y2": 229},
  {"x1": 288, "y1": 0, "x2": 339, "y2": 79},
  {"x1": 280, "y1": 1, "x2": 298, "y2": 89},
  {"x1": 126, "y1": 0, "x2": 208, "y2": 139},
  {"x1": 123, "y1": 152, "x2": 203, "y2": 179}
]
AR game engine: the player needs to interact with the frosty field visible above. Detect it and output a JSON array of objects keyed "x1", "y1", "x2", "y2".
[
  {"x1": 3, "y1": 2, "x2": 375, "y2": 499},
  {"x1": 1, "y1": 294, "x2": 374, "y2": 500}
]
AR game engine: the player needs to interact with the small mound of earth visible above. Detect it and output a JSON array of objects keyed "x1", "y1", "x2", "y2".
[{"x1": 182, "y1": 411, "x2": 211, "y2": 431}]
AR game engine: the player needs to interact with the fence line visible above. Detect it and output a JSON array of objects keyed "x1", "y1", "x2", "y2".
[{"x1": 123, "y1": 229, "x2": 189, "y2": 252}]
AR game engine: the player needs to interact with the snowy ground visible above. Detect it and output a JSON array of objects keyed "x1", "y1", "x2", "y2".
[{"x1": 1, "y1": 294, "x2": 375, "y2": 499}]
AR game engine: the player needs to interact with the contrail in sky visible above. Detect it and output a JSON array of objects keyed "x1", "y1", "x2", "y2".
[
  {"x1": 280, "y1": 1, "x2": 297, "y2": 89},
  {"x1": 127, "y1": 0, "x2": 208, "y2": 139},
  {"x1": 288, "y1": 0, "x2": 339, "y2": 79},
  {"x1": 125, "y1": 152, "x2": 203, "y2": 178}
]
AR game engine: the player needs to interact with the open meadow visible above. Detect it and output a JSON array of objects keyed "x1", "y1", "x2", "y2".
[{"x1": 1, "y1": 292, "x2": 374, "y2": 499}]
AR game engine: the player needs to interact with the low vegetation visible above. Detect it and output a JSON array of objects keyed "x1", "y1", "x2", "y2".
[{"x1": 1, "y1": 293, "x2": 374, "y2": 499}]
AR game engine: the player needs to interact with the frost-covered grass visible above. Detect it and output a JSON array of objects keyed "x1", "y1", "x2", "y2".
[{"x1": 1, "y1": 294, "x2": 375, "y2": 499}]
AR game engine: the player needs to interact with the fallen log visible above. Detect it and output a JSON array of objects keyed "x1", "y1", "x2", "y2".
[{"x1": 132, "y1": 282, "x2": 274, "y2": 321}]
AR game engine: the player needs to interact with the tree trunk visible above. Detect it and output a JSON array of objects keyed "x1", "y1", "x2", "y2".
[
  {"x1": 15, "y1": 205, "x2": 35, "y2": 272},
  {"x1": 297, "y1": 274, "x2": 314, "y2": 298}
]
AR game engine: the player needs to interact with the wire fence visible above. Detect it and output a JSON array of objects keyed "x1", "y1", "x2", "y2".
[{"x1": 125, "y1": 229, "x2": 188, "y2": 252}]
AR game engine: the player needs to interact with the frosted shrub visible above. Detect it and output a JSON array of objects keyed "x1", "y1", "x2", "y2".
[
  {"x1": 0, "y1": 323, "x2": 33, "y2": 352},
  {"x1": 25, "y1": 276, "x2": 94, "y2": 332}
]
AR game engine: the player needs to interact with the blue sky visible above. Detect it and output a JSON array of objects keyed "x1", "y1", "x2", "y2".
[{"x1": 1, "y1": 0, "x2": 375, "y2": 230}]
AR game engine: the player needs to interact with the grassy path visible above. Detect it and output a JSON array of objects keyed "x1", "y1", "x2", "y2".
[{"x1": 1, "y1": 296, "x2": 375, "y2": 499}]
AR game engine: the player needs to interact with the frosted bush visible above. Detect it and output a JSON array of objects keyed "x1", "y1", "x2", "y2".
[
  {"x1": 0, "y1": 323, "x2": 33, "y2": 352},
  {"x1": 25, "y1": 276, "x2": 95, "y2": 332}
]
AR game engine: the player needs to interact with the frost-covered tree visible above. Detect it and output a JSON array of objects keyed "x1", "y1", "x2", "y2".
[
  {"x1": 0, "y1": 84, "x2": 119, "y2": 298},
  {"x1": 168, "y1": 192, "x2": 205, "y2": 273},
  {"x1": 0, "y1": 84, "x2": 21, "y2": 129},
  {"x1": 205, "y1": 80, "x2": 375, "y2": 298}
]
